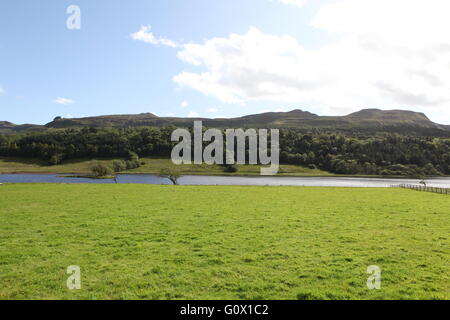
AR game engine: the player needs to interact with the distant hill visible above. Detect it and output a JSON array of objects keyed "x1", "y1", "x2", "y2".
[
  {"x1": 43, "y1": 110, "x2": 321, "y2": 129},
  {"x1": 47, "y1": 113, "x2": 162, "y2": 128},
  {"x1": 344, "y1": 109, "x2": 432, "y2": 124},
  {"x1": 1, "y1": 108, "x2": 449, "y2": 135},
  {"x1": 0, "y1": 121, "x2": 43, "y2": 134}
]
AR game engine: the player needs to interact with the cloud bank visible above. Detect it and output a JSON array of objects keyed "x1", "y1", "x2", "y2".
[{"x1": 172, "y1": 0, "x2": 450, "y2": 122}]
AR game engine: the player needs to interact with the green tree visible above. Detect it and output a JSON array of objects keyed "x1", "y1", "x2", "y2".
[
  {"x1": 159, "y1": 167, "x2": 182, "y2": 185},
  {"x1": 91, "y1": 163, "x2": 113, "y2": 177},
  {"x1": 48, "y1": 153, "x2": 63, "y2": 165},
  {"x1": 111, "y1": 160, "x2": 127, "y2": 173}
]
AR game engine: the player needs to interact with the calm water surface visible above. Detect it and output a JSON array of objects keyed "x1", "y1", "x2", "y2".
[{"x1": 1, "y1": 174, "x2": 450, "y2": 188}]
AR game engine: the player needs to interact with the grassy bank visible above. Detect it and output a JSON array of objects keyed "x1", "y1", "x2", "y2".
[
  {"x1": 0, "y1": 184, "x2": 448, "y2": 300},
  {"x1": 0, "y1": 157, "x2": 332, "y2": 176}
]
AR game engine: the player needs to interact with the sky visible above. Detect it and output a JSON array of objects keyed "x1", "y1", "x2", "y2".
[{"x1": 1, "y1": 0, "x2": 450, "y2": 125}]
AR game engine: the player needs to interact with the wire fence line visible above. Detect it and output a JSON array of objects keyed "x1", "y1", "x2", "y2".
[{"x1": 391, "y1": 184, "x2": 450, "y2": 195}]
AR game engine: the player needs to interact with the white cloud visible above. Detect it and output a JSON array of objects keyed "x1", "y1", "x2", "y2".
[
  {"x1": 188, "y1": 111, "x2": 199, "y2": 118},
  {"x1": 0, "y1": 87, "x2": 5, "y2": 96},
  {"x1": 173, "y1": 0, "x2": 450, "y2": 123},
  {"x1": 131, "y1": 25, "x2": 177, "y2": 48},
  {"x1": 277, "y1": 0, "x2": 307, "y2": 7},
  {"x1": 174, "y1": 27, "x2": 338, "y2": 105},
  {"x1": 312, "y1": 0, "x2": 450, "y2": 48},
  {"x1": 54, "y1": 97, "x2": 74, "y2": 105},
  {"x1": 180, "y1": 100, "x2": 189, "y2": 108},
  {"x1": 206, "y1": 108, "x2": 219, "y2": 113}
]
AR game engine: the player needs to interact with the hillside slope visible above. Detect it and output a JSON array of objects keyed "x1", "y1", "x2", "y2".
[
  {"x1": 0, "y1": 121, "x2": 43, "y2": 134},
  {"x1": 2, "y1": 108, "x2": 449, "y2": 135}
]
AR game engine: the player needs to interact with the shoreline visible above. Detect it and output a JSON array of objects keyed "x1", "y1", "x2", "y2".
[
  {"x1": 1, "y1": 171, "x2": 448, "y2": 179},
  {"x1": 1, "y1": 157, "x2": 448, "y2": 179}
]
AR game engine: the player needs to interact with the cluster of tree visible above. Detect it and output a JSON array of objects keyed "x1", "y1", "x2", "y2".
[
  {"x1": 91, "y1": 152, "x2": 142, "y2": 177},
  {"x1": 111, "y1": 152, "x2": 142, "y2": 171},
  {"x1": 1, "y1": 127, "x2": 449, "y2": 176},
  {"x1": 0, "y1": 127, "x2": 173, "y2": 164},
  {"x1": 279, "y1": 131, "x2": 450, "y2": 176}
]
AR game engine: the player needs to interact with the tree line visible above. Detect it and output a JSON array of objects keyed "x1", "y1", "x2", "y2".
[{"x1": 1, "y1": 126, "x2": 449, "y2": 176}]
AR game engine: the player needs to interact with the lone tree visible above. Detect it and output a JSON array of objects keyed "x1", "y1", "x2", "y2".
[
  {"x1": 417, "y1": 174, "x2": 427, "y2": 187},
  {"x1": 159, "y1": 167, "x2": 182, "y2": 185}
]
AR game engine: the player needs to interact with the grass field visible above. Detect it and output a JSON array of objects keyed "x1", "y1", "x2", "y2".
[
  {"x1": 0, "y1": 184, "x2": 448, "y2": 300},
  {"x1": 0, "y1": 156, "x2": 332, "y2": 176}
]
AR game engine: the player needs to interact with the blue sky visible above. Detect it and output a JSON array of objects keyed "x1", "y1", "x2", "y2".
[{"x1": 1, "y1": 0, "x2": 450, "y2": 124}]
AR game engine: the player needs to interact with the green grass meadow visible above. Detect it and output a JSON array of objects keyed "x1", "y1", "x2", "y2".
[{"x1": 0, "y1": 184, "x2": 449, "y2": 300}]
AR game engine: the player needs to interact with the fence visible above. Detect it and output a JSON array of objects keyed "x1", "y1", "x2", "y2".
[{"x1": 391, "y1": 184, "x2": 450, "y2": 195}]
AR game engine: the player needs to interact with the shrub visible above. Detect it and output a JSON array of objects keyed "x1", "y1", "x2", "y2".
[
  {"x1": 91, "y1": 163, "x2": 113, "y2": 177},
  {"x1": 125, "y1": 159, "x2": 140, "y2": 170},
  {"x1": 224, "y1": 164, "x2": 238, "y2": 173},
  {"x1": 424, "y1": 163, "x2": 440, "y2": 176},
  {"x1": 127, "y1": 151, "x2": 139, "y2": 161},
  {"x1": 111, "y1": 160, "x2": 127, "y2": 173},
  {"x1": 125, "y1": 152, "x2": 141, "y2": 170}
]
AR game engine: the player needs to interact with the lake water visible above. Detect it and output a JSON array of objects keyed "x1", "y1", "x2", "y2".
[{"x1": 1, "y1": 174, "x2": 450, "y2": 188}]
